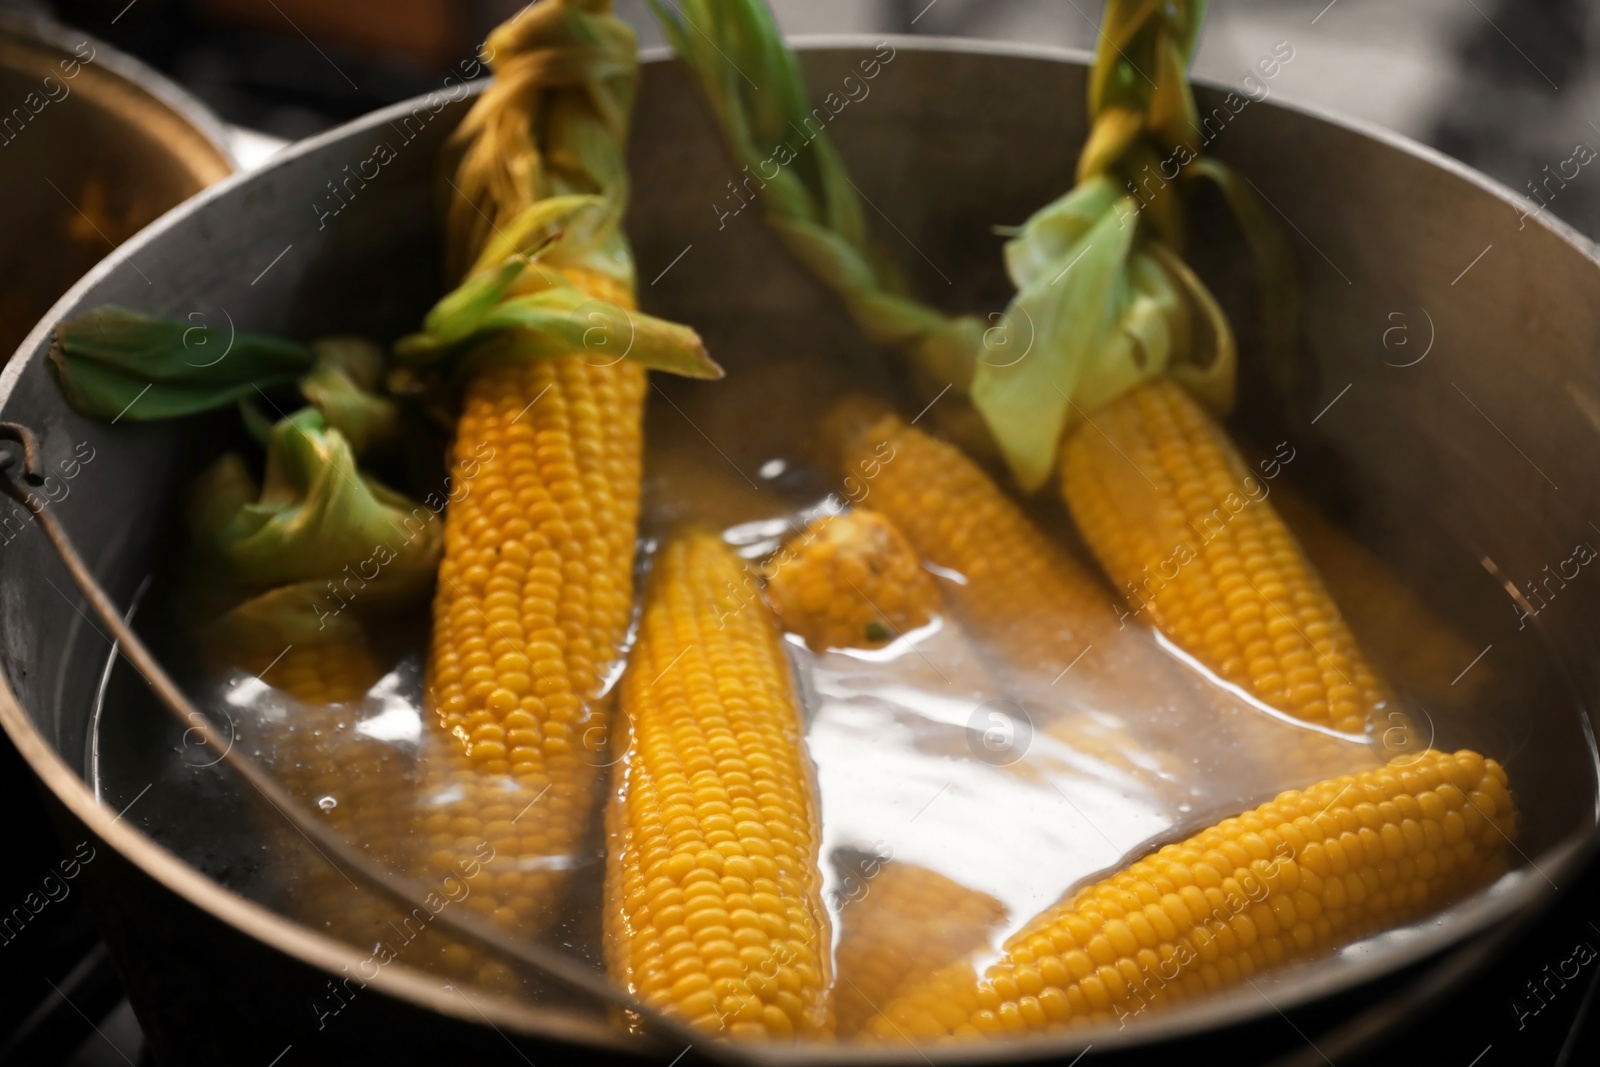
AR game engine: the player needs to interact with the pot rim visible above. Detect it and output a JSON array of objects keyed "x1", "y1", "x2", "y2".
[{"x1": 1, "y1": 32, "x2": 1596, "y2": 1064}]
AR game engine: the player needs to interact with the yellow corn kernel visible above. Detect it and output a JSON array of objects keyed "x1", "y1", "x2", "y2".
[
  {"x1": 767, "y1": 510, "x2": 939, "y2": 651},
  {"x1": 1060, "y1": 379, "x2": 1392, "y2": 734},
  {"x1": 869, "y1": 749, "x2": 1513, "y2": 1041},
  {"x1": 606, "y1": 531, "x2": 832, "y2": 1039},
  {"x1": 834, "y1": 860, "x2": 1006, "y2": 1036}
]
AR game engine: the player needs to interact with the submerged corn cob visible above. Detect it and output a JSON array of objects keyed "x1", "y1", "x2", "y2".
[
  {"x1": 767, "y1": 510, "x2": 940, "y2": 651},
  {"x1": 216, "y1": 633, "x2": 436, "y2": 959},
  {"x1": 869, "y1": 749, "x2": 1512, "y2": 1041},
  {"x1": 834, "y1": 861, "x2": 1006, "y2": 1037},
  {"x1": 1273, "y1": 485, "x2": 1490, "y2": 704},
  {"x1": 1061, "y1": 379, "x2": 1393, "y2": 736},
  {"x1": 218, "y1": 632, "x2": 396, "y2": 859},
  {"x1": 836, "y1": 410, "x2": 1111, "y2": 678},
  {"x1": 605, "y1": 531, "x2": 832, "y2": 1040}
]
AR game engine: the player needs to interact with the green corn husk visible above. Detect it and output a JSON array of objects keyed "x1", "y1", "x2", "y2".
[
  {"x1": 187, "y1": 408, "x2": 443, "y2": 651},
  {"x1": 654, "y1": 0, "x2": 1298, "y2": 491},
  {"x1": 395, "y1": 195, "x2": 722, "y2": 380},
  {"x1": 51, "y1": 308, "x2": 406, "y2": 458},
  {"x1": 50, "y1": 306, "x2": 436, "y2": 650},
  {"x1": 298, "y1": 339, "x2": 402, "y2": 456},
  {"x1": 403, "y1": 0, "x2": 719, "y2": 389},
  {"x1": 50, "y1": 306, "x2": 313, "y2": 422},
  {"x1": 648, "y1": 0, "x2": 984, "y2": 397}
]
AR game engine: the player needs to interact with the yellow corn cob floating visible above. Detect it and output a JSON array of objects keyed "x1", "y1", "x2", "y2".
[
  {"x1": 834, "y1": 860, "x2": 1006, "y2": 1037},
  {"x1": 836, "y1": 410, "x2": 1111, "y2": 678},
  {"x1": 837, "y1": 405, "x2": 1375, "y2": 785},
  {"x1": 767, "y1": 510, "x2": 940, "y2": 651},
  {"x1": 1060, "y1": 380, "x2": 1393, "y2": 736},
  {"x1": 605, "y1": 531, "x2": 832, "y2": 1040},
  {"x1": 868, "y1": 748, "x2": 1512, "y2": 1041}
]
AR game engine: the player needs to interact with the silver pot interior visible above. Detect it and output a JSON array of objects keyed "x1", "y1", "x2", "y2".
[{"x1": 0, "y1": 39, "x2": 1597, "y2": 1063}]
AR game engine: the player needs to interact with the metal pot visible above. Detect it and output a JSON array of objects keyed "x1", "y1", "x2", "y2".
[
  {"x1": 0, "y1": 13, "x2": 234, "y2": 359},
  {"x1": 0, "y1": 13, "x2": 232, "y2": 1056},
  {"x1": 0, "y1": 38, "x2": 1595, "y2": 1066}
]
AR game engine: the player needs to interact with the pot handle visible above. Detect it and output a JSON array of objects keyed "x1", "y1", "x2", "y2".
[{"x1": 0, "y1": 420, "x2": 744, "y2": 1064}]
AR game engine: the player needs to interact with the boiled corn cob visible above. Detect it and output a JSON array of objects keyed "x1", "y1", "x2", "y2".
[
  {"x1": 1060, "y1": 379, "x2": 1393, "y2": 736},
  {"x1": 605, "y1": 531, "x2": 832, "y2": 1040},
  {"x1": 216, "y1": 629, "x2": 396, "y2": 860},
  {"x1": 416, "y1": 0, "x2": 652, "y2": 944},
  {"x1": 834, "y1": 860, "x2": 1006, "y2": 1037},
  {"x1": 245, "y1": 640, "x2": 407, "y2": 868},
  {"x1": 836, "y1": 406, "x2": 1375, "y2": 786},
  {"x1": 420, "y1": 300, "x2": 646, "y2": 937},
  {"x1": 767, "y1": 510, "x2": 940, "y2": 651},
  {"x1": 217, "y1": 633, "x2": 440, "y2": 963},
  {"x1": 869, "y1": 748, "x2": 1513, "y2": 1041}
]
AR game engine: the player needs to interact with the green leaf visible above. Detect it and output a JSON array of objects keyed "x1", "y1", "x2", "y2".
[
  {"x1": 188, "y1": 409, "x2": 443, "y2": 643},
  {"x1": 974, "y1": 196, "x2": 1167, "y2": 491},
  {"x1": 417, "y1": 257, "x2": 529, "y2": 349},
  {"x1": 1148, "y1": 241, "x2": 1238, "y2": 415},
  {"x1": 299, "y1": 362, "x2": 401, "y2": 456},
  {"x1": 464, "y1": 194, "x2": 609, "y2": 280},
  {"x1": 310, "y1": 336, "x2": 386, "y2": 391},
  {"x1": 469, "y1": 290, "x2": 724, "y2": 380},
  {"x1": 49, "y1": 306, "x2": 313, "y2": 422},
  {"x1": 1003, "y1": 177, "x2": 1124, "y2": 290},
  {"x1": 399, "y1": 253, "x2": 723, "y2": 382}
]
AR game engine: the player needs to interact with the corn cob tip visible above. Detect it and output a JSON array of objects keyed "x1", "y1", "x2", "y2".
[
  {"x1": 766, "y1": 510, "x2": 940, "y2": 651},
  {"x1": 834, "y1": 859, "x2": 1008, "y2": 1037},
  {"x1": 819, "y1": 394, "x2": 900, "y2": 471}
]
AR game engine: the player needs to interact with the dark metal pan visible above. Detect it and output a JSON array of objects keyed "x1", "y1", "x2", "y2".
[{"x1": 0, "y1": 38, "x2": 1595, "y2": 1066}]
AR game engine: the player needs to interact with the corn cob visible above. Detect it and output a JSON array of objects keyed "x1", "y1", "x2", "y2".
[
  {"x1": 766, "y1": 510, "x2": 940, "y2": 651},
  {"x1": 214, "y1": 633, "x2": 434, "y2": 957},
  {"x1": 835, "y1": 410, "x2": 1111, "y2": 679},
  {"x1": 868, "y1": 748, "x2": 1512, "y2": 1041},
  {"x1": 215, "y1": 629, "x2": 396, "y2": 859},
  {"x1": 414, "y1": 0, "x2": 658, "y2": 946},
  {"x1": 1060, "y1": 379, "x2": 1392, "y2": 736},
  {"x1": 605, "y1": 531, "x2": 832, "y2": 1040},
  {"x1": 246, "y1": 640, "x2": 403, "y2": 865},
  {"x1": 419, "y1": 280, "x2": 647, "y2": 936},
  {"x1": 837, "y1": 406, "x2": 1378, "y2": 788},
  {"x1": 834, "y1": 860, "x2": 1006, "y2": 1037}
]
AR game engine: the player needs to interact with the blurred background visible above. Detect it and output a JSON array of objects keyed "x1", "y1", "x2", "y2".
[
  {"x1": 1, "y1": 1, "x2": 1596, "y2": 1065},
  {"x1": 9, "y1": 0, "x2": 1598, "y2": 238}
]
